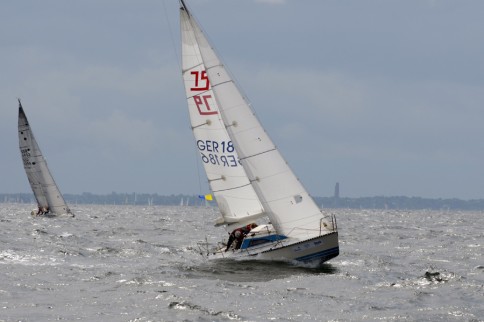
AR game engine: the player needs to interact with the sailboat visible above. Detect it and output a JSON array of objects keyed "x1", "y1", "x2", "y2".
[
  {"x1": 18, "y1": 99, "x2": 74, "y2": 217},
  {"x1": 180, "y1": 1, "x2": 338, "y2": 266}
]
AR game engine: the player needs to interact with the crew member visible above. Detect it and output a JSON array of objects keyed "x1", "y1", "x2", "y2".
[{"x1": 225, "y1": 223, "x2": 258, "y2": 251}]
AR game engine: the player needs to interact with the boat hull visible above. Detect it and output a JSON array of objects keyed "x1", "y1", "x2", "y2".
[
  {"x1": 203, "y1": 232, "x2": 339, "y2": 267},
  {"x1": 259, "y1": 232, "x2": 339, "y2": 265}
]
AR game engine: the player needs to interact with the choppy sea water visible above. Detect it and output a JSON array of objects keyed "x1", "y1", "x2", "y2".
[{"x1": 0, "y1": 204, "x2": 482, "y2": 321}]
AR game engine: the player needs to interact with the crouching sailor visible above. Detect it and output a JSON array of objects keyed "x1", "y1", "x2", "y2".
[
  {"x1": 225, "y1": 223, "x2": 258, "y2": 251},
  {"x1": 31, "y1": 206, "x2": 49, "y2": 216}
]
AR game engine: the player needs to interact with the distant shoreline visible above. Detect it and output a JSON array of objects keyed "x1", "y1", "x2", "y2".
[{"x1": 2, "y1": 192, "x2": 484, "y2": 211}]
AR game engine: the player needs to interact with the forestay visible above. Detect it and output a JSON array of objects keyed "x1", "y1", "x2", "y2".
[
  {"x1": 184, "y1": 4, "x2": 333, "y2": 240},
  {"x1": 180, "y1": 7, "x2": 264, "y2": 228},
  {"x1": 18, "y1": 101, "x2": 72, "y2": 216}
]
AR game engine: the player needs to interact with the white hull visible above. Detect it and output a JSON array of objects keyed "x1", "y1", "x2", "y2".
[{"x1": 200, "y1": 232, "x2": 339, "y2": 267}]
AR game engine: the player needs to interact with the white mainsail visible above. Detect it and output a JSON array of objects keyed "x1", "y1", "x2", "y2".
[
  {"x1": 180, "y1": 6, "x2": 264, "y2": 228},
  {"x1": 18, "y1": 100, "x2": 72, "y2": 216},
  {"x1": 181, "y1": 2, "x2": 333, "y2": 241}
]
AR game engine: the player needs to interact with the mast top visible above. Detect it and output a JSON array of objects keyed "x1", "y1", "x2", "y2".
[{"x1": 180, "y1": 0, "x2": 189, "y2": 15}]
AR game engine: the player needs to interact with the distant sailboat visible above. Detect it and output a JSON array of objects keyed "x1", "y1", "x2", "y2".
[
  {"x1": 180, "y1": 1, "x2": 338, "y2": 266},
  {"x1": 180, "y1": 196, "x2": 190, "y2": 206},
  {"x1": 18, "y1": 99, "x2": 73, "y2": 217}
]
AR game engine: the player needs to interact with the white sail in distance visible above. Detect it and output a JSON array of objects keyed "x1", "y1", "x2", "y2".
[
  {"x1": 18, "y1": 100, "x2": 72, "y2": 216},
  {"x1": 180, "y1": 6, "x2": 264, "y2": 228},
  {"x1": 181, "y1": 2, "x2": 333, "y2": 240}
]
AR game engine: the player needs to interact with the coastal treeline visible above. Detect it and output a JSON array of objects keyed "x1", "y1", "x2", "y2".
[{"x1": 2, "y1": 193, "x2": 484, "y2": 210}]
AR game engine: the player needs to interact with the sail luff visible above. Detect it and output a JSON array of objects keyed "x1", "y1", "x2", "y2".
[
  {"x1": 180, "y1": 7, "x2": 265, "y2": 228},
  {"x1": 187, "y1": 8, "x2": 333, "y2": 240},
  {"x1": 18, "y1": 100, "x2": 72, "y2": 216}
]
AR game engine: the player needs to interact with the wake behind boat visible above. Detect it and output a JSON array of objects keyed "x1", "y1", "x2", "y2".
[
  {"x1": 179, "y1": 1, "x2": 339, "y2": 267},
  {"x1": 18, "y1": 99, "x2": 74, "y2": 217}
]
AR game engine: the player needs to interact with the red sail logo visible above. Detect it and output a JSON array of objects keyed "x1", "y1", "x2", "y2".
[{"x1": 191, "y1": 70, "x2": 217, "y2": 115}]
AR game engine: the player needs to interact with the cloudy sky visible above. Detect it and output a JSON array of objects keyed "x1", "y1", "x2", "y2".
[{"x1": 1, "y1": 0, "x2": 483, "y2": 199}]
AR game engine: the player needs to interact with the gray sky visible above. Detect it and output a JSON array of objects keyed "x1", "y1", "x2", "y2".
[{"x1": 1, "y1": 0, "x2": 484, "y2": 199}]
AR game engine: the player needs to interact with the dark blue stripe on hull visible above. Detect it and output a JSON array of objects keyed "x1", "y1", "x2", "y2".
[{"x1": 295, "y1": 246, "x2": 340, "y2": 263}]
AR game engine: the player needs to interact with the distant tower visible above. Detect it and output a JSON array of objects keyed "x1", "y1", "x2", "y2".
[{"x1": 334, "y1": 182, "x2": 340, "y2": 199}]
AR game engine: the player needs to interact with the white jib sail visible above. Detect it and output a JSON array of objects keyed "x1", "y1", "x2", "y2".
[
  {"x1": 180, "y1": 7, "x2": 264, "y2": 228},
  {"x1": 183, "y1": 3, "x2": 333, "y2": 240},
  {"x1": 18, "y1": 101, "x2": 72, "y2": 216}
]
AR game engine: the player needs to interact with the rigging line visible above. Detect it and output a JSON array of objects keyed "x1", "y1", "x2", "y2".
[
  {"x1": 162, "y1": 0, "x2": 181, "y2": 72},
  {"x1": 164, "y1": 0, "x2": 204, "y2": 198}
]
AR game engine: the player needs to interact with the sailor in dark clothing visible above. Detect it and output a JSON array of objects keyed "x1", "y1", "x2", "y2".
[{"x1": 225, "y1": 223, "x2": 258, "y2": 251}]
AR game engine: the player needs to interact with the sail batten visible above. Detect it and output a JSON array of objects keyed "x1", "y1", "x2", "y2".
[
  {"x1": 211, "y1": 182, "x2": 253, "y2": 193},
  {"x1": 239, "y1": 148, "x2": 277, "y2": 161}
]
